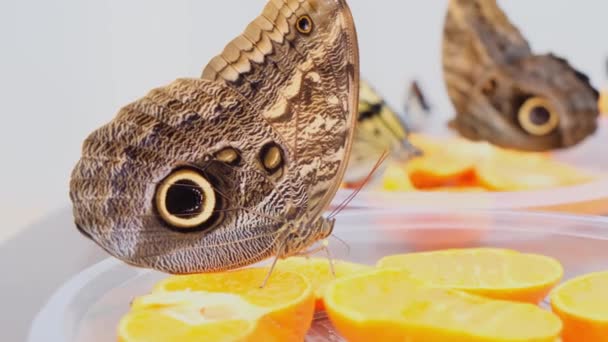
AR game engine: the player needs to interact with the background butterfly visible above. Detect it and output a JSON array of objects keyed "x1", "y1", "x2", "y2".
[
  {"x1": 443, "y1": 0, "x2": 599, "y2": 151},
  {"x1": 344, "y1": 80, "x2": 420, "y2": 186}
]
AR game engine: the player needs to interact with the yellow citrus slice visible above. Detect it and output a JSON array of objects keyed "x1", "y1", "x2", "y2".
[
  {"x1": 551, "y1": 271, "x2": 608, "y2": 342},
  {"x1": 406, "y1": 152, "x2": 477, "y2": 189},
  {"x1": 477, "y1": 150, "x2": 592, "y2": 191},
  {"x1": 405, "y1": 136, "x2": 492, "y2": 190},
  {"x1": 120, "y1": 268, "x2": 315, "y2": 342},
  {"x1": 119, "y1": 291, "x2": 267, "y2": 342},
  {"x1": 382, "y1": 163, "x2": 416, "y2": 192},
  {"x1": 377, "y1": 248, "x2": 563, "y2": 303},
  {"x1": 324, "y1": 269, "x2": 562, "y2": 342},
  {"x1": 275, "y1": 257, "x2": 372, "y2": 310},
  {"x1": 599, "y1": 90, "x2": 608, "y2": 115}
]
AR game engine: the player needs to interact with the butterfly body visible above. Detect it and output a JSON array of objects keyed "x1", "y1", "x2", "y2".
[
  {"x1": 443, "y1": 0, "x2": 599, "y2": 151},
  {"x1": 70, "y1": 0, "x2": 359, "y2": 274}
]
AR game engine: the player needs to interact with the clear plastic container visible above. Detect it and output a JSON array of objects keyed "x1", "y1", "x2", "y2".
[
  {"x1": 334, "y1": 118, "x2": 608, "y2": 215},
  {"x1": 29, "y1": 209, "x2": 608, "y2": 342}
]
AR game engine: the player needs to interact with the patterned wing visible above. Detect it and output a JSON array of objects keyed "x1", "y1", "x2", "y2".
[
  {"x1": 443, "y1": 0, "x2": 598, "y2": 151},
  {"x1": 69, "y1": 0, "x2": 359, "y2": 274},
  {"x1": 202, "y1": 0, "x2": 359, "y2": 217}
]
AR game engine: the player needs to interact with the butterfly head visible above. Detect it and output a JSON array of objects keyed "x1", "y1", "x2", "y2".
[
  {"x1": 281, "y1": 215, "x2": 335, "y2": 257},
  {"x1": 451, "y1": 55, "x2": 599, "y2": 152}
]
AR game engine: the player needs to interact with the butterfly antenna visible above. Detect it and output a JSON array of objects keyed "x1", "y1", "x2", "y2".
[{"x1": 328, "y1": 150, "x2": 390, "y2": 219}]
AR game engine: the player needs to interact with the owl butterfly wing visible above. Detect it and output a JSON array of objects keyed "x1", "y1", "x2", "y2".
[
  {"x1": 71, "y1": 79, "x2": 297, "y2": 273},
  {"x1": 443, "y1": 0, "x2": 532, "y2": 120},
  {"x1": 443, "y1": 0, "x2": 598, "y2": 151},
  {"x1": 344, "y1": 80, "x2": 419, "y2": 185},
  {"x1": 202, "y1": 0, "x2": 359, "y2": 217},
  {"x1": 70, "y1": 0, "x2": 359, "y2": 274}
]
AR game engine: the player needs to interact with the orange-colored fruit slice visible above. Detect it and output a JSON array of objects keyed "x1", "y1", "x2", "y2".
[
  {"x1": 382, "y1": 163, "x2": 416, "y2": 192},
  {"x1": 551, "y1": 271, "x2": 608, "y2": 342},
  {"x1": 405, "y1": 136, "x2": 492, "y2": 189},
  {"x1": 599, "y1": 90, "x2": 608, "y2": 115},
  {"x1": 324, "y1": 269, "x2": 562, "y2": 342},
  {"x1": 120, "y1": 268, "x2": 315, "y2": 342},
  {"x1": 477, "y1": 150, "x2": 592, "y2": 191},
  {"x1": 119, "y1": 291, "x2": 269, "y2": 342},
  {"x1": 275, "y1": 257, "x2": 372, "y2": 310},
  {"x1": 427, "y1": 186, "x2": 487, "y2": 192},
  {"x1": 377, "y1": 248, "x2": 563, "y2": 303},
  {"x1": 406, "y1": 153, "x2": 476, "y2": 189}
]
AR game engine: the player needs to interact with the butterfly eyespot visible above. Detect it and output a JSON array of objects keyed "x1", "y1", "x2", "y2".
[
  {"x1": 155, "y1": 169, "x2": 216, "y2": 230},
  {"x1": 260, "y1": 142, "x2": 285, "y2": 175},
  {"x1": 296, "y1": 15, "x2": 313, "y2": 35},
  {"x1": 518, "y1": 97, "x2": 560, "y2": 136},
  {"x1": 215, "y1": 147, "x2": 241, "y2": 166},
  {"x1": 481, "y1": 78, "x2": 497, "y2": 95}
]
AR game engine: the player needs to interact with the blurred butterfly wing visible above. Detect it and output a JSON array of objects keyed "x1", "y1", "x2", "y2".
[
  {"x1": 443, "y1": 0, "x2": 598, "y2": 151},
  {"x1": 403, "y1": 81, "x2": 433, "y2": 132},
  {"x1": 345, "y1": 80, "x2": 418, "y2": 184}
]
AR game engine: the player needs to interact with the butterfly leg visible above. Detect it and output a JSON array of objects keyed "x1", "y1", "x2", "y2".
[
  {"x1": 293, "y1": 240, "x2": 336, "y2": 277},
  {"x1": 323, "y1": 240, "x2": 336, "y2": 277},
  {"x1": 260, "y1": 253, "x2": 281, "y2": 289},
  {"x1": 260, "y1": 237, "x2": 289, "y2": 289}
]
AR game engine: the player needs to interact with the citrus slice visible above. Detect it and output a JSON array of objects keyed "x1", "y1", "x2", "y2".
[
  {"x1": 119, "y1": 291, "x2": 269, "y2": 342},
  {"x1": 551, "y1": 271, "x2": 608, "y2": 342},
  {"x1": 275, "y1": 257, "x2": 372, "y2": 310},
  {"x1": 120, "y1": 268, "x2": 315, "y2": 342},
  {"x1": 477, "y1": 150, "x2": 592, "y2": 191},
  {"x1": 405, "y1": 136, "x2": 491, "y2": 190},
  {"x1": 406, "y1": 152, "x2": 477, "y2": 189},
  {"x1": 599, "y1": 90, "x2": 608, "y2": 115},
  {"x1": 377, "y1": 248, "x2": 563, "y2": 303},
  {"x1": 324, "y1": 269, "x2": 562, "y2": 342},
  {"x1": 382, "y1": 163, "x2": 416, "y2": 192}
]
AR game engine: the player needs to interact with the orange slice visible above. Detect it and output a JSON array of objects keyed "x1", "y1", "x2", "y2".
[
  {"x1": 377, "y1": 248, "x2": 563, "y2": 303},
  {"x1": 551, "y1": 271, "x2": 608, "y2": 342},
  {"x1": 119, "y1": 291, "x2": 270, "y2": 342},
  {"x1": 427, "y1": 186, "x2": 487, "y2": 192},
  {"x1": 382, "y1": 163, "x2": 416, "y2": 192},
  {"x1": 119, "y1": 268, "x2": 315, "y2": 342},
  {"x1": 406, "y1": 153, "x2": 476, "y2": 189},
  {"x1": 599, "y1": 90, "x2": 608, "y2": 115},
  {"x1": 477, "y1": 150, "x2": 592, "y2": 191},
  {"x1": 275, "y1": 257, "x2": 372, "y2": 310},
  {"x1": 324, "y1": 269, "x2": 562, "y2": 342},
  {"x1": 405, "y1": 136, "x2": 491, "y2": 189}
]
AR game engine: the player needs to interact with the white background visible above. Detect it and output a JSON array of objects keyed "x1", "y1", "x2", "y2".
[{"x1": 0, "y1": 0, "x2": 606, "y2": 238}]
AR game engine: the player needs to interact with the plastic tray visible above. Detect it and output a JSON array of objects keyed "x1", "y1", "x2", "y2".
[
  {"x1": 29, "y1": 209, "x2": 608, "y2": 342},
  {"x1": 334, "y1": 118, "x2": 608, "y2": 215}
]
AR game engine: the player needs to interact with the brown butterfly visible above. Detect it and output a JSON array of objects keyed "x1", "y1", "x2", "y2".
[
  {"x1": 443, "y1": 0, "x2": 599, "y2": 151},
  {"x1": 69, "y1": 0, "x2": 359, "y2": 274}
]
